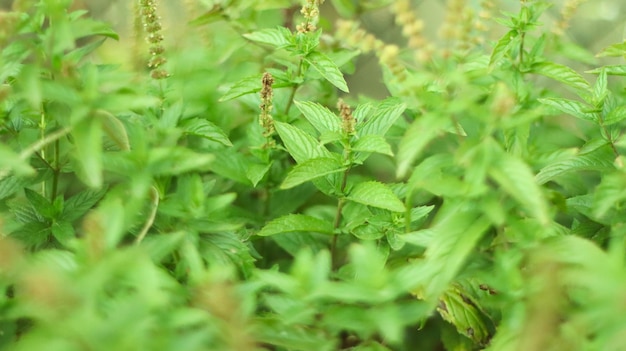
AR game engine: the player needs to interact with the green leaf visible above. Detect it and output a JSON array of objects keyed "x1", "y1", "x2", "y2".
[
  {"x1": 592, "y1": 172, "x2": 626, "y2": 219},
  {"x1": 243, "y1": 27, "x2": 292, "y2": 48},
  {"x1": 536, "y1": 144, "x2": 615, "y2": 185},
  {"x1": 100, "y1": 110, "x2": 130, "y2": 151},
  {"x1": 397, "y1": 112, "x2": 448, "y2": 178},
  {"x1": 182, "y1": 118, "x2": 232, "y2": 146},
  {"x1": 538, "y1": 97, "x2": 598, "y2": 123},
  {"x1": 246, "y1": 162, "x2": 272, "y2": 187},
  {"x1": 257, "y1": 214, "x2": 334, "y2": 236},
  {"x1": 352, "y1": 135, "x2": 394, "y2": 156},
  {"x1": 51, "y1": 221, "x2": 75, "y2": 246},
  {"x1": 347, "y1": 181, "x2": 405, "y2": 212},
  {"x1": 438, "y1": 286, "x2": 493, "y2": 345},
  {"x1": 587, "y1": 65, "x2": 626, "y2": 76},
  {"x1": 358, "y1": 98, "x2": 406, "y2": 137},
  {"x1": 61, "y1": 187, "x2": 108, "y2": 222},
  {"x1": 280, "y1": 157, "x2": 345, "y2": 189},
  {"x1": 592, "y1": 68, "x2": 608, "y2": 105},
  {"x1": 218, "y1": 75, "x2": 261, "y2": 102},
  {"x1": 596, "y1": 42, "x2": 626, "y2": 58},
  {"x1": 141, "y1": 232, "x2": 186, "y2": 263},
  {"x1": 304, "y1": 51, "x2": 349, "y2": 92},
  {"x1": 148, "y1": 147, "x2": 214, "y2": 175},
  {"x1": 531, "y1": 62, "x2": 591, "y2": 92},
  {"x1": 407, "y1": 202, "x2": 490, "y2": 301},
  {"x1": 24, "y1": 188, "x2": 55, "y2": 220},
  {"x1": 0, "y1": 144, "x2": 35, "y2": 177},
  {"x1": 489, "y1": 29, "x2": 518, "y2": 67},
  {"x1": 255, "y1": 318, "x2": 335, "y2": 351},
  {"x1": 0, "y1": 176, "x2": 29, "y2": 201},
  {"x1": 65, "y1": 38, "x2": 107, "y2": 63},
  {"x1": 274, "y1": 121, "x2": 333, "y2": 163},
  {"x1": 603, "y1": 105, "x2": 626, "y2": 126},
  {"x1": 488, "y1": 152, "x2": 550, "y2": 225},
  {"x1": 294, "y1": 100, "x2": 341, "y2": 134},
  {"x1": 209, "y1": 151, "x2": 252, "y2": 185},
  {"x1": 72, "y1": 116, "x2": 103, "y2": 188}
]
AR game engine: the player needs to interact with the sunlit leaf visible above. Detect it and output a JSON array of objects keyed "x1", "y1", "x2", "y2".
[
  {"x1": 347, "y1": 181, "x2": 405, "y2": 212},
  {"x1": 280, "y1": 157, "x2": 345, "y2": 189},
  {"x1": 305, "y1": 51, "x2": 349, "y2": 93},
  {"x1": 274, "y1": 121, "x2": 333, "y2": 163},
  {"x1": 258, "y1": 214, "x2": 334, "y2": 236},
  {"x1": 531, "y1": 62, "x2": 591, "y2": 92}
]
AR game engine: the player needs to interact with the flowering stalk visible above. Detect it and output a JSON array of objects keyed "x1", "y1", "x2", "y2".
[
  {"x1": 139, "y1": 0, "x2": 169, "y2": 80},
  {"x1": 259, "y1": 72, "x2": 276, "y2": 145},
  {"x1": 297, "y1": 0, "x2": 324, "y2": 33}
]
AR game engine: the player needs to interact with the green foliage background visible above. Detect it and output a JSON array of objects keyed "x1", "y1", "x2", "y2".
[{"x1": 1, "y1": 0, "x2": 626, "y2": 350}]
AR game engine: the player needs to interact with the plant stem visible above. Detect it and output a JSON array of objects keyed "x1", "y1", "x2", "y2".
[
  {"x1": 50, "y1": 139, "x2": 60, "y2": 202},
  {"x1": 284, "y1": 58, "x2": 304, "y2": 115},
  {"x1": 135, "y1": 185, "x2": 160, "y2": 245},
  {"x1": 331, "y1": 166, "x2": 350, "y2": 269}
]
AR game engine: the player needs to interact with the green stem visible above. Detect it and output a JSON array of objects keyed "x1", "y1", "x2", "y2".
[
  {"x1": 50, "y1": 139, "x2": 60, "y2": 202},
  {"x1": 404, "y1": 189, "x2": 413, "y2": 233},
  {"x1": 284, "y1": 59, "x2": 304, "y2": 115},
  {"x1": 135, "y1": 186, "x2": 160, "y2": 245},
  {"x1": 331, "y1": 165, "x2": 350, "y2": 269}
]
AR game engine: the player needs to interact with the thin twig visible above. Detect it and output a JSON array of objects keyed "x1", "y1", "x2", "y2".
[{"x1": 135, "y1": 186, "x2": 160, "y2": 245}]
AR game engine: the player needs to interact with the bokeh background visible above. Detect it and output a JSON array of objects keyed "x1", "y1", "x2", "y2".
[{"x1": 3, "y1": 0, "x2": 623, "y2": 99}]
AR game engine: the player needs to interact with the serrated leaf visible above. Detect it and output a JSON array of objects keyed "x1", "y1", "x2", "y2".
[
  {"x1": 347, "y1": 181, "x2": 405, "y2": 212},
  {"x1": 587, "y1": 65, "x2": 626, "y2": 76},
  {"x1": 257, "y1": 214, "x2": 334, "y2": 236},
  {"x1": 281, "y1": 157, "x2": 345, "y2": 189},
  {"x1": 536, "y1": 145, "x2": 615, "y2": 185},
  {"x1": 243, "y1": 27, "x2": 292, "y2": 48},
  {"x1": 294, "y1": 100, "x2": 341, "y2": 134},
  {"x1": 538, "y1": 97, "x2": 598, "y2": 123},
  {"x1": 352, "y1": 135, "x2": 393, "y2": 156},
  {"x1": 305, "y1": 51, "x2": 349, "y2": 92},
  {"x1": 182, "y1": 118, "x2": 232, "y2": 146},
  {"x1": 438, "y1": 287, "x2": 493, "y2": 345},
  {"x1": 209, "y1": 151, "x2": 252, "y2": 185},
  {"x1": 358, "y1": 98, "x2": 406, "y2": 137},
  {"x1": 219, "y1": 75, "x2": 261, "y2": 102},
  {"x1": 9, "y1": 203, "x2": 42, "y2": 224},
  {"x1": 596, "y1": 42, "x2": 626, "y2": 58},
  {"x1": 62, "y1": 187, "x2": 108, "y2": 222},
  {"x1": 274, "y1": 121, "x2": 333, "y2": 163},
  {"x1": 65, "y1": 38, "x2": 106, "y2": 63},
  {"x1": 10, "y1": 222, "x2": 51, "y2": 248},
  {"x1": 0, "y1": 176, "x2": 29, "y2": 201},
  {"x1": 246, "y1": 162, "x2": 272, "y2": 187},
  {"x1": 488, "y1": 152, "x2": 550, "y2": 225},
  {"x1": 51, "y1": 221, "x2": 74, "y2": 246},
  {"x1": 24, "y1": 188, "x2": 55, "y2": 220},
  {"x1": 408, "y1": 202, "x2": 490, "y2": 301},
  {"x1": 489, "y1": 29, "x2": 518, "y2": 67},
  {"x1": 592, "y1": 68, "x2": 608, "y2": 105},
  {"x1": 593, "y1": 172, "x2": 626, "y2": 219},
  {"x1": 603, "y1": 105, "x2": 626, "y2": 126},
  {"x1": 255, "y1": 318, "x2": 335, "y2": 351},
  {"x1": 531, "y1": 61, "x2": 591, "y2": 92},
  {"x1": 397, "y1": 112, "x2": 448, "y2": 178}
]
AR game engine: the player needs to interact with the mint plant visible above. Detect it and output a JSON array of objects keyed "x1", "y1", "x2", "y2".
[{"x1": 1, "y1": 0, "x2": 626, "y2": 350}]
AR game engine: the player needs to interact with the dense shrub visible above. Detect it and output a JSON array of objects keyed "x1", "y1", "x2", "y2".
[{"x1": 1, "y1": 0, "x2": 626, "y2": 350}]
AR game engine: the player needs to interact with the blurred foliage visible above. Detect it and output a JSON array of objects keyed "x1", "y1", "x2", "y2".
[{"x1": 1, "y1": 0, "x2": 626, "y2": 350}]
